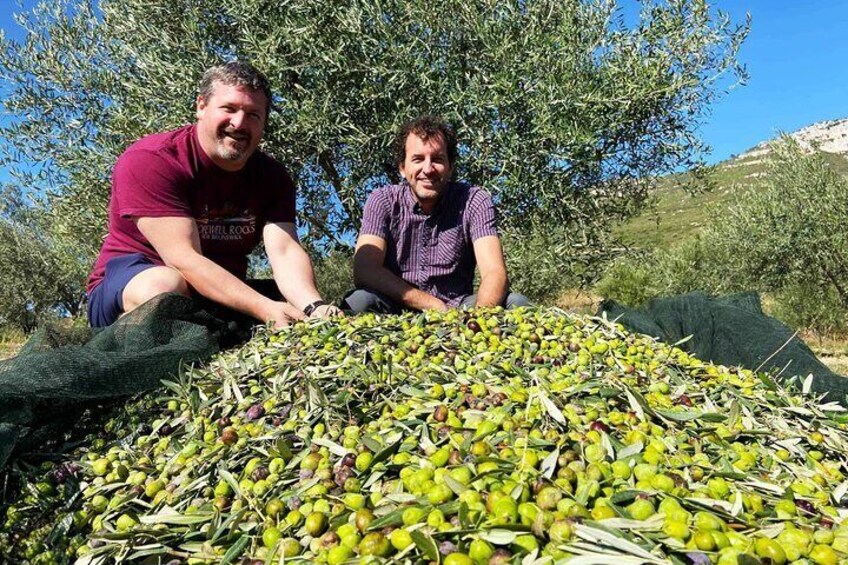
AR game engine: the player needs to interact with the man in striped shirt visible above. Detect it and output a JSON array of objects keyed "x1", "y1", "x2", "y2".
[{"x1": 342, "y1": 115, "x2": 528, "y2": 314}]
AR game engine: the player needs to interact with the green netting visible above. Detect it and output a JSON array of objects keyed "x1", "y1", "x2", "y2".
[
  {"x1": 599, "y1": 291, "x2": 847, "y2": 399},
  {"x1": 0, "y1": 293, "x2": 255, "y2": 469}
]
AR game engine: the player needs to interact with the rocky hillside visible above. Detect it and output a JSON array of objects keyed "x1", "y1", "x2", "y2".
[
  {"x1": 741, "y1": 117, "x2": 848, "y2": 159},
  {"x1": 616, "y1": 117, "x2": 848, "y2": 250}
]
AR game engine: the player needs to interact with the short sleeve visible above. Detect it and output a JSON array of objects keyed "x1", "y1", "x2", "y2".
[
  {"x1": 264, "y1": 161, "x2": 297, "y2": 225},
  {"x1": 360, "y1": 188, "x2": 391, "y2": 240},
  {"x1": 467, "y1": 188, "x2": 499, "y2": 241},
  {"x1": 114, "y1": 150, "x2": 193, "y2": 218}
]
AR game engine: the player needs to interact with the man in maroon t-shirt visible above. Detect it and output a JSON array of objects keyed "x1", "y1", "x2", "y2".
[{"x1": 87, "y1": 62, "x2": 339, "y2": 327}]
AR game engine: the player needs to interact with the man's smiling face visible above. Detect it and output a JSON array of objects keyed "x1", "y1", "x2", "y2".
[
  {"x1": 195, "y1": 81, "x2": 267, "y2": 171},
  {"x1": 399, "y1": 132, "x2": 454, "y2": 214}
]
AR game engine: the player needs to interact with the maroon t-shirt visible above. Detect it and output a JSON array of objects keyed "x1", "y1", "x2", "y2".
[{"x1": 87, "y1": 125, "x2": 296, "y2": 293}]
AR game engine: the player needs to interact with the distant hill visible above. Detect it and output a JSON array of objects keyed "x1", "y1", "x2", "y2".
[{"x1": 616, "y1": 117, "x2": 848, "y2": 250}]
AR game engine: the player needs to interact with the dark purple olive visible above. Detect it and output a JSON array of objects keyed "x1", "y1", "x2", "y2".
[
  {"x1": 489, "y1": 549, "x2": 513, "y2": 564},
  {"x1": 685, "y1": 552, "x2": 711, "y2": 565},
  {"x1": 334, "y1": 467, "x2": 353, "y2": 486},
  {"x1": 341, "y1": 453, "x2": 356, "y2": 468},
  {"x1": 251, "y1": 467, "x2": 269, "y2": 481},
  {"x1": 796, "y1": 499, "x2": 815, "y2": 516},
  {"x1": 589, "y1": 420, "x2": 610, "y2": 433},
  {"x1": 245, "y1": 404, "x2": 265, "y2": 421}
]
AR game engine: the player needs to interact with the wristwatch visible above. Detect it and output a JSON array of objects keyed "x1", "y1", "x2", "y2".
[{"x1": 303, "y1": 300, "x2": 327, "y2": 317}]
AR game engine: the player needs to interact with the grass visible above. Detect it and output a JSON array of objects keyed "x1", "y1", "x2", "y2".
[
  {"x1": 615, "y1": 150, "x2": 848, "y2": 251},
  {"x1": 800, "y1": 331, "x2": 848, "y2": 375}
]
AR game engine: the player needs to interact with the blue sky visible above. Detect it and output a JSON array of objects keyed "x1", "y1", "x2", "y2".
[
  {"x1": 0, "y1": 0, "x2": 846, "y2": 176},
  {"x1": 700, "y1": 0, "x2": 848, "y2": 161}
]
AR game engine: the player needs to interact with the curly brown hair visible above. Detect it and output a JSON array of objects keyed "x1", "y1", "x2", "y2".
[{"x1": 392, "y1": 115, "x2": 458, "y2": 167}]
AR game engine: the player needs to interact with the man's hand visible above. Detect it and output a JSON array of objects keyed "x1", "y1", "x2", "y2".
[
  {"x1": 424, "y1": 297, "x2": 450, "y2": 312},
  {"x1": 309, "y1": 304, "x2": 343, "y2": 319},
  {"x1": 263, "y1": 300, "x2": 306, "y2": 329}
]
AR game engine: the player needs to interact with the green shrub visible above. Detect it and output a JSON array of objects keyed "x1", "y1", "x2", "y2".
[
  {"x1": 0, "y1": 215, "x2": 87, "y2": 332},
  {"x1": 770, "y1": 283, "x2": 848, "y2": 335},
  {"x1": 600, "y1": 141, "x2": 848, "y2": 333},
  {"x1": 594, "y1": 254, "x2": 657, "y2": 306},
  {"x1": 502, "y1": 218, "x2": 616, "y2": 304},
  {"x1": 595, "y1": 236, "x2": 727, "y2": 306}
]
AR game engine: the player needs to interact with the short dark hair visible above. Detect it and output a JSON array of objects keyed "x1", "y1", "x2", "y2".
[
  {"x1": 198, "y1": 61, "x2": 272, "y2": 116},
  {"x1": 393, "y1": 115, "x2": 458, "y2": 166}
]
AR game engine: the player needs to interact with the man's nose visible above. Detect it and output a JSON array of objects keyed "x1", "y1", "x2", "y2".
[
  {"x1": 229, "y1": 111, "x2": 246, "y2": 129},
  {"x1": 422, "y1": 159, "x2": 434, "y2": 173}
]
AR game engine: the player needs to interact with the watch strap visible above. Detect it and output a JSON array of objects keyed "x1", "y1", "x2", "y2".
[{"x1": 303, "y1": 300, "x2": 327, "y2": 317}]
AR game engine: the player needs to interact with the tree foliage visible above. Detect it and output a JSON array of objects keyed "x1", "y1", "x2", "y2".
[
  {"x1": 0, "y1": 0, "x2": 747, "y2": 319},
  {"x1": 0, "y1": 193, "x2": 88, "y2": 330}
]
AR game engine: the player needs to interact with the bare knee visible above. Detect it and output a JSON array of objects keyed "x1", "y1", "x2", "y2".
[{"x1": 122, "y1": 267, "x2": 189, "y2": 313}]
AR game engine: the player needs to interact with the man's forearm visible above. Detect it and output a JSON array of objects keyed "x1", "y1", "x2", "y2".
[
  {"x1": 173, "y1": 254, "x2": 276, "y2": 321},
  {"x1": 355, "y1": 265, "x2": 446, "y2": 311},
  {"x1": 475, "y1": 272, "x2": 508, "y2": 307},
  {"x1": 268, "y1": 245, "x2": 323, "y2": 311}
]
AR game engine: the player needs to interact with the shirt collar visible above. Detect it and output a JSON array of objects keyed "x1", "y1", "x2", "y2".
[{"x1": 403, "y1": 181, "x2": 450, "y2": 216}]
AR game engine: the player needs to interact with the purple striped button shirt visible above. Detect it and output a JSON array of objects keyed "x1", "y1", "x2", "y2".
[{"x1": 360, "y1": 182, "x2": 499, "y2": 306}]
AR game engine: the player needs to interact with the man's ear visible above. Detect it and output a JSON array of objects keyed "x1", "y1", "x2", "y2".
[{"x1": 196, "y1": 96, "x2": 206, "y2": 121}]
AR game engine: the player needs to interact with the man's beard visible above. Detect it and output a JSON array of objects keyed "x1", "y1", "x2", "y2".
[{"x1": 215, "y1": 129, "x2": 252, "y2": 161}]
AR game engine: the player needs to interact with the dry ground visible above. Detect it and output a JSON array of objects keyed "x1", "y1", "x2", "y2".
[
  {"x1": 0, "y1": 330, "x2": 24, "y2": 361},
  {"x1": 801, "y1": 331, "x2": 848, "y2": 375}
]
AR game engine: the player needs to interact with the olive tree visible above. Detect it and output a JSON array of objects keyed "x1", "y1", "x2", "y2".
[{"x1": 0, "y1": 0, "x2": 748, "y2": 310}]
